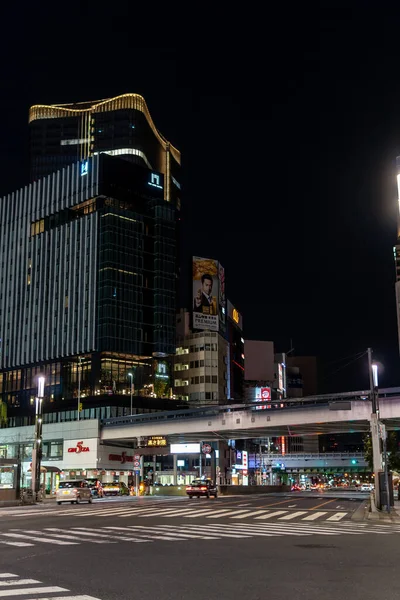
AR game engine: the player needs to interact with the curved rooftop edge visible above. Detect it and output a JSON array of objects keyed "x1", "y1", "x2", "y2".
[{"x1": 29, "y1": 93, "x2": 181, "y2": 165}]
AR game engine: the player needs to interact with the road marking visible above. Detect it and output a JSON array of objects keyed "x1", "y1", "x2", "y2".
[
  {"x1": 311, "y1": 498, "x2": 338, "y2": 510},
  {"x1": 278, "y1": 512, "x2": 308, "y2": 520},
  {"x1": 43, "y1": 528, "x2": 114, "y2": 543},
  {"x1": 288, "y1": 505, "x2": 297, "y2": 508},
  {"x1": 206, "y1": 510, "x2": 242, "y2": 519},
  {"x1": 261, "y1": 498, "x2": 300, "y2": 508},
  {"x1": 0, "y1": 580, "x2": 41, "y2": 587},
  {"x1": 0, "y1": 533, "x2": 77, "y2": 545},
  {"x1": 254, "y1": 511, "x2": 288, "y2": 519},
  {"x1": 326, "y1": 512, "x2": 348, "y2": 521},
  {"x1": 301, "y1": 512, "x2": 327, "y2": 521},
  {"x1": 230, "y1": 510, "x2": 268, "y2": 519},
  {"x1": 72, "y1": 527, "x2": 148, "y2": 543},
  {"x1": 0, "y1": 578, "x2": 17, "y2": 581},
  {"x1": 0, "y1": 542, "x2": 34, "y2": 547},
  {"x1": 184, "y1": 510, "x2": 218, "y2": 518},
  {"x1": 0, "y1": 587, "x2": 68, "y2": 597}
]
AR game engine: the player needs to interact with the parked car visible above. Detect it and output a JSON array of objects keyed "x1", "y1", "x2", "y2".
[
  {"x1": 186, "y1": 478, "x2": 218, "y2": 499},
  {"x1": 56, "y1": 480, "x2": 92, "y2": 505},
  {"x1": 102, "y1": 481, "x2": 130, "y2": 496}
]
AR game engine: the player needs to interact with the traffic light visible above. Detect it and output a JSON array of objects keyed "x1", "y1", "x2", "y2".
[{"x1": 351, "y1": 459, "x2": 357, "y2": 465}]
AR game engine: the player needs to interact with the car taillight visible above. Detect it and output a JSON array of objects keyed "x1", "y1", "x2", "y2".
[
  {"x1": 201, "y1": 487, "x2": 207, "y2": 490},
  {"x1": 187, "y1": 487, "x2": 192, "y2": 490}
]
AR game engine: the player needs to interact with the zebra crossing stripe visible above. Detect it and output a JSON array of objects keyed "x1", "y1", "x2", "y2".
[
  {"x1": 0, "y1": 580, "x2": 41, "y2": 587},
  {"x1": 0, "y1": 542, "x2": 34, "y2": 547},
  {"x1": 230, "y1": 510, "x2": 268, "y2": 519},
  {"x1": 326, "y1": 512, "x2": 347, "y2": 521},
  {"x1": 254, "y1": 511, "x2": 287, "y2": 519},
  {"x1": 278, "y1": 512, "x2": 308, "y2": 520},
  {"x1": 302, "y1": 512, "x2": 328, "y2": 521},
  {"x1": 71, "y1": 528, "x2": 149, "y2": 542},
  {"x1": 0, "y1": 533, "x2": 77, "y2": 546},
  {"x1": 129, "y1": 526, "x2": 219, "y2": 540},
  {"x1": 0, "y1": 586, "x2": 68, "y2": 597},
  {"x1": 43, "y1": 529, "x2": 114, "y2": 543}
]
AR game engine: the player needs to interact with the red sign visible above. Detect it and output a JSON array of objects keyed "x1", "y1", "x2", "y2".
[
  {"x1": 108, "y1": 452, "x2": 133, "y2": 464},
  {"x1": 242, "y1": 451, "x2": 248, "y2": 470},
  {"x1": 261, "y1": 387, "x2": 271, "y2": 401},
  {"x1": 68, "y1": 441, "x2": 90, "y2": 454},
  {"x1": 134, "y1": 454, "x2": 140, "y2": 461},
  {"x1": 202, "y1": 444, "x2": 212, "y2": 454}
]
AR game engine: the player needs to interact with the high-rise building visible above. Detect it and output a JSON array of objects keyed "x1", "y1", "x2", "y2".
[
  {"x1": 28, "y1": 93, "x2": 181, "y2": 209},
  {"x1": 0, "y1": 150, "x2": 181, "y2": 422}
]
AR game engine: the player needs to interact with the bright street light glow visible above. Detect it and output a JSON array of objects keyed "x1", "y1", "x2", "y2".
[
  {"x1": 372, "y1": 363, "x2": 378, "y2": 388},
  {"x1": 128, "y1": 372, "x2": 133, "y2": 378},
  {"x1": 37, "y1": 376, "x2": 45, "y2": 398}
]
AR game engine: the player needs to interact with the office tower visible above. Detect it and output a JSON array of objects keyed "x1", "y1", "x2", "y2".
[{"x1": 0, "y1": 151, "x2": 181, "y2": 422}]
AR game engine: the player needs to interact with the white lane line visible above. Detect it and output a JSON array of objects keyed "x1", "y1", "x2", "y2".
[
  {"x1": 126, "y1": 526, "x2": 253, "y2": 540},
  {"x1": 184, "y1": 510, "x2": 218, "y2": 518},
  {"x1": 0, "y1": 577, "x2": 17, "y2": 580},
  {"x1": 278, "y1": 511, "x2": 308, "y2": 520},
  {"x1": 131, "y1": 526, "x2": 219, "y2": 540},
  {"x1": 0, "y1": 586, "x2": 68, "y2": 597},
  {"x1": 301, "y1": 512, "x2": 327, "y2": 521},
  {"x1": 43, "y1": 529, "x2": 112, "y2": 543},
  {"x1": 108, "y1": 526, "x2": 186, "y2": 542},
  {"x1": 0, "y1": 580, "x2": 40, "y2": 587},
  {"x1": 137, "y1": 508, "x2": 192, "y2": 517},
  {"x1": 0, "y1": 533, "x2": 77, "y2": 546},
  {"x1": 288, "y1": 505, "x2": 297, "y2": 508},
  {"x1": 153, "y1": 510, "x2": 198, "y2": 518},
  {"x1": 254, "y1": 511, "x2": 287, "y2": 519},
  {"x1": 0, "y1": 542, "x2": 34, "y2": 547},
  {"x1": 326, "y1": 512, "x2": 347, "y2": 521},
  {"x1": 200, "y1": 524, "x2": 314, "y2": 538},
  {"x1": 72, "y1": 528, "x2": 148, "y2": 543},
  {"x1": 230, "y1": 510, "x2": 268, "y2": 519}
]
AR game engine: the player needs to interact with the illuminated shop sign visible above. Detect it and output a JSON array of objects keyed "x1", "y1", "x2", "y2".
[
  {"x1": 80, "y1": 161, "x2": 88, "y2": 177},
  {"x1": 148, "y1": 172, "x2": 163, "y2": 189},
  {"x1": 68, "y1": 441, "x2": 90, "y2": 454}
]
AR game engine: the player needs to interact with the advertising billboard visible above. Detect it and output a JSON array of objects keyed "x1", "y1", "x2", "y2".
[{"x1": 192, "y1": 256, "x2": 220, "y2": 331}]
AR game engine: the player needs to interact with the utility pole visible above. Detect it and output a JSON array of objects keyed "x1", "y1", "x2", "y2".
[{"x1": 368, "y1": 347, "x2": 382, "y2": 509}]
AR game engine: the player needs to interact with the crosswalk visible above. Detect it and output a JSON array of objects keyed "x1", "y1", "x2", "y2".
[
  {"x1": 0, "y1": 522, "x2": 399, "y2": 548},
  {"x1": 0, "y1": 572, "x2": 102, "y2": 598},
  {"x1": 0, "y1": 503, "x2": 352, "y2": 523}
]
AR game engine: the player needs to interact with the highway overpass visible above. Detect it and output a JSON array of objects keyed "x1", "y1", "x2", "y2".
[{"x1": 100, "y1": 388, "x2": 400, "y2": 444}]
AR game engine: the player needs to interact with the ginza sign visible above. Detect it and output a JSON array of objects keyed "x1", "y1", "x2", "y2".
[
  {"x1": 108, "y1": 452, "x2": 133, "y2": 464},
  {"x1": 68, "y1": 441, "x2": 90, "y2": 454}
]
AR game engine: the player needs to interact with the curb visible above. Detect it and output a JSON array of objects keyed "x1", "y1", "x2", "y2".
[{"x1": 351, "y1": 499, "x2": 369, "y2": 522}]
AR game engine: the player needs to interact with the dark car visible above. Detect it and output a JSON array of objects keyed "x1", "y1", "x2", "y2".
[{"x1": 186, "y1": 478, "x2": 218, "y2": 499}]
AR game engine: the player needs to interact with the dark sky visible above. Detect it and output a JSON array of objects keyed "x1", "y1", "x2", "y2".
[{"x1": 2, "y1": 4, "x2": 400, "y2": 392}]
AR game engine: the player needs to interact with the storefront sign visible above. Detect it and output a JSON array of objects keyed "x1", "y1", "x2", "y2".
[
  {"x1": 68, "y1": 441, "x2": 90, "y2": 454},
  {"x1": 108, "y1": 452, "x2": 133, "y2": 464},
  {"x1": 143, "y1": 436, "x2": 167, "y2": 448}
]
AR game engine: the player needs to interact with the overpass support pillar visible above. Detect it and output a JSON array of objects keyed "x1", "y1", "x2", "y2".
[
  {"x1": 173, "y1": 454, "x2": 178, "y2": 485},
  {"x1": 217, "y1": 441, "x2": 233, "y2": 485}
]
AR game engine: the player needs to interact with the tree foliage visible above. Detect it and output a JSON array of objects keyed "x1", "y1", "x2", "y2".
[{"x1": 363, "y1": 431, "x2": 400, "y2": 471}]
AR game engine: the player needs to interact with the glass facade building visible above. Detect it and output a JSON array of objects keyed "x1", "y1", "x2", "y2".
[{"x1": 0, "y1": 152, "x2": 180, "y2": 420}]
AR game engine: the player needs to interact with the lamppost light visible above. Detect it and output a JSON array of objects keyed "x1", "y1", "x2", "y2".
[
  {"x1": 37, "y1": 376, "x2": 45, "y2": 399},
  {"x1": 372, "y1": 363, "x2": 378, "y2": 388}
]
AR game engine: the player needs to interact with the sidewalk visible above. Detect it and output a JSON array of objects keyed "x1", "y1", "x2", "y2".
[{"x1": 365, "y1": 496, "x2": 400, "y2": 523}]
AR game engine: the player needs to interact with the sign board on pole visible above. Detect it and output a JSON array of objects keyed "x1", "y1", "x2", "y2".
[{"x1": 202, "y1": 443, "x2": 212, "y2": 454}]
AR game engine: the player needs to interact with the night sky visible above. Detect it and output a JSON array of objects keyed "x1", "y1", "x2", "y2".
[{"x1": 2, "y1": 5, "x2": 400, "y2": 392}]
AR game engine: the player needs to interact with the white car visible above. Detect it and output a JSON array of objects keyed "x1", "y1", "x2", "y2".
[{"x1": 360, "y1": 484, "x2": 373, "y2": 492}]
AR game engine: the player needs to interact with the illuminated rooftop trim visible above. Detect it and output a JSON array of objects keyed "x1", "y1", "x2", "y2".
[{"x1": 29, "y1": 93, "x2": 181, "y2": 165}]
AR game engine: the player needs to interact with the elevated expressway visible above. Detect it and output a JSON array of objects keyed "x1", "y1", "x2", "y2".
[{"x1": 101, "y1": 388, "x2": 400, "y2": 444}]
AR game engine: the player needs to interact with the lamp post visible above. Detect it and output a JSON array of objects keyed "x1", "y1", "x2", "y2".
[
  {"x1": 372, "y1": 361, "x2": 391, "y2": 513},
  {"x1": 31, "y1": 375, "x2": 45, "y2": 500},
  {"x1": 368, "y1": 348, "x2": 383, "y2": 509},
  {"x1": 128, "y1": 373, "x2": 133, "y2": 415}
]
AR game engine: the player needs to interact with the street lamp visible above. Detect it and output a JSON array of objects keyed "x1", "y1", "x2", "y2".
[
  {"x1": 372, "y1": 361, "x2": 391, "y2": 513},
  {"x1": 128, "y1": 373, "x2": 133, "y2": 415},
  {"x1": 31, "y1": 375, "x2": 45, "y2": 500}
]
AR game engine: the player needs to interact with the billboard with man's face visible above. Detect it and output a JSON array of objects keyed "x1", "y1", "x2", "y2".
[{"x1": 192, "y1": 256, "x2": 220, "y2": 331}]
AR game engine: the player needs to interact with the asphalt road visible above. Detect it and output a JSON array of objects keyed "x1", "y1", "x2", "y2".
[{"x1": 1, "y1": 493, "x2": 397, "y2": 600}]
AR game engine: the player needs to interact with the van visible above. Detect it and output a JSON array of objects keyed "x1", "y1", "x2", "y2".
[{"x1": 56, "y1": 480, "x2": 93, "y2": 505}]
